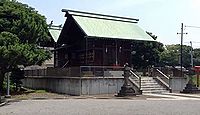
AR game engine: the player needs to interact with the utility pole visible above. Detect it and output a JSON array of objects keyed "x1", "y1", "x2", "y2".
[
  {"x1": 177, "y1": 23, "x2": 187, "y2": 77},
  {"x1": 190, "y1": 41, "x2": 194, "y2": 67},
  {"x1": 5, "y1": 72, "x2": 11, "y2": 98},
  {"x1": 185, "y1": 25, "x2": 200, "y2": 67}
]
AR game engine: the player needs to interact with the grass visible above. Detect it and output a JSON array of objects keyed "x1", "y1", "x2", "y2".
[
  {"x1": 7, "y1": 88, "x2": 48, "y2": 95},
  {"x1": 10, "y1": 88, "x2": 67, "y2": 100},
  {"x1": 34, "y1": 90, "x2": 47, "y2": 93},
  {"x1": 191, "y1": 75, "x2": 200, "y2": 86}
]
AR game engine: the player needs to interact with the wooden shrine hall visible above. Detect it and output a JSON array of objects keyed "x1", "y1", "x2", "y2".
[{"x1": 55, "y1": 9, "x2": 155, "y2": 67}]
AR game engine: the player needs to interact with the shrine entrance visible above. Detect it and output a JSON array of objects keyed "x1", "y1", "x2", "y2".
[{"x1": 104, "y1": 44, "x2": 118, "y2": 66}]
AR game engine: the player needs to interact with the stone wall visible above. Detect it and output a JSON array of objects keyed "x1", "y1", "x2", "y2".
[
  {"x1": 22, "y1": 76, "x2": 124, "y2": 96},
  {"x1": 81, "y1": 77, "x2": 123, "y2": 95},
  {"x1": 170, "y1": 77, "x2": 188, "y2": 93}
]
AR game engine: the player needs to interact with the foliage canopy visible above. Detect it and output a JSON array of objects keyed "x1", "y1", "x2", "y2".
[
  {"x1": 131, "y1": 32, "x2": 164, "y2": 69},
  {"x1": 0, "y1": 1, "x2": 50, "y2": 44},
  {"x1": 0, "y1": 1, "x2": 51, "y2": 96},
  {"x1": 159, "y1": 44, "x2": 200, "y2": 68}
]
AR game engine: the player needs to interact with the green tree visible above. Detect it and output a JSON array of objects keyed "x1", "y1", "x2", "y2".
[
  {"x1": 131, "y1": 40, "x2": 164, "y2": 69},
  {"x1": 0, "y1": 1, "x2": 50, "y2": 44},
  {"x1": 193, "y1": 48, "x2": 200, "y2": 66},
  {"x1": 10, "y1": 67, "x2": 25, "y2": 91},
  {"x1": 0, "y1": 1, "x2": 51, "y2": 98},
  {"x1": 131, "y1": 32, "x2": 164, "y2": 70},
  {"x1": 146, "y1": 31, "x2": 157, "y2": 40},
  {"x1": 160, "y1": 44, "x2": 191, "y2": 67}
]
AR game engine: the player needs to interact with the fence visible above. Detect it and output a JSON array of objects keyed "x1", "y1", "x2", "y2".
[
  {"x1": 24, "y1": 67, "x2": 79, "y2": 77},
  {"x1": 129, "y1": 69, "x2": 141, "y2": 89},
  {"x1": 23, "y1": 66, "x2": 124, "y2": 95},
  {"x1": 80, "y1": 66, "x2": 123, "y2": 77},
  {"x1": 24, "y1": 66, "x2": 124, "y2": 78},
  {"x1": 152, "y1": 67, "x2": 188, "y2": 92}
]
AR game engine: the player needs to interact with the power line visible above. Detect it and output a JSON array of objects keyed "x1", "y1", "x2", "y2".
[
  {"x1": 185, "y1": 41, "x2": 200, "y2": 44},
  {"x1": 185, "y1": 25, "x2": 200, "y2": 29}
]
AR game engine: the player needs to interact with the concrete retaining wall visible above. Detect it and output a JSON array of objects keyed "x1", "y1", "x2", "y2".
[
  {"x1": 22, "y1": 76, "x2": 124, "y2": 96},
  {"x1": 170, "y1": 77, "x2": 188, "y2": 93},
  {"x1": 81, "y1": 78, "x2": 123, "y2": 95}
]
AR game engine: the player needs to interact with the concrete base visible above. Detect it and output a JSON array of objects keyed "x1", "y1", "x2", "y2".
[
  {"x1": 0, "y1": 96, "x2": 6, "y2": 106},
  {"x1": 22, "y1": 76, "x2": 124, "y2": 96},
  {"x1": 5, "y1": 95, "x2": 11, "y2": 98},
  {"x1": 117, "y1": 85, "x2": 137, "y2": 97},
  {"x1": 170, "y1": 77, "x2": 188, "y2": 93},
  {"x1": 181, "y1": 83, "x2": 200, "y2": 94}
]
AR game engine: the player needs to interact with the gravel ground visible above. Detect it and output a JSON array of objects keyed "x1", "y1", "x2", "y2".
[
  {"x1": 1, "y1": 99, "x2": 200, "y2": 115},
  {"x1": 1, "y1": 91, "x2": 200, "y2": 115},
  {"x1": 10, "y1": 91, "x2": 168, "y2": 100},
  {"x1": 11, "y1": 92, "x2": 68, "y2": 100}
]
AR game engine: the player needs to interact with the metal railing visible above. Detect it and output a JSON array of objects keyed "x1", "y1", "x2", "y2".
[
  {"x1": 80, "y1": 66, "x2": 123, "y2": 77},
  {"x1": 24, "y1": 66, "x2": 124, "y2": 78},
  {"x1": 24, "y1": 67, "x2": 80, "y2": 77},
  {"x1": 129, "y1": 69, "x2": 141, "y2": 89},
  {"x1": 154, "y1": 68, "x2": 171, "y2": 90}
]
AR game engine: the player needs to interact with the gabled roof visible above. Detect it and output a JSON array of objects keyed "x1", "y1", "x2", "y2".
[
  {"x1": 62, "y1": 9, "x2": 155, "y2": 41},
  {"x1": 48, "y1": 25, "x2": 62, "y2": 42}
]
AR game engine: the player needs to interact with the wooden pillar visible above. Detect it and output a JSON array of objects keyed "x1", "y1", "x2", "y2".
[
  {"x1": 197, "y1": 73, "x2": 199, "y2": 87},
  {"x1": 85, "y1": 37, "x2": 88, "y2": 65},
  {"x1": 115, "y1": 40, "x2": 118, "y2": 65}
]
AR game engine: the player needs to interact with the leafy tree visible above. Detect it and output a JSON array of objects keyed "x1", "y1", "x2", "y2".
[
  {"x1": 146, "y1": 31, "x2": 157, "y2": 40},
  {"x1": 0, "y1": 1, "x2": 51, "y2": 98},
  {"x1": 131, "y1": 32, "x2": 164, "y2": 70},
  {"x1": 193, "y1": 48, "x2": 200, "y2": 66},
  {"x1": 131, "y1": 41, "x2": 164, "y2": 69},
  {"x1": 0, "y1": 1, "x2": 50, "y2": 44},
  {"x1": 10, "y1": 67, "x2": 25, "y2": 91},
  {"x1": 160, "y1": 44, "x2": 191, "y2": 67}
]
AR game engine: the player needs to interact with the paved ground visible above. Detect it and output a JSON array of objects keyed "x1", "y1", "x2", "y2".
[
  {"x1": 1, "y1": 93, "x2": 200, "y2": 115},
  {"x1": 1, "y1": 99, "x2": 200, "y2": 115}
]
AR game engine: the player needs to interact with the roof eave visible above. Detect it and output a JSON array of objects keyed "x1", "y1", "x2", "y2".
[{"x1": 85, "y1": 36, "x2": 156, "y2": 42}]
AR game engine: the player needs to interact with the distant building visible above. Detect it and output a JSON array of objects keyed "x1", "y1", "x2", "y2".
[
  {"x1": 42, "y1": 23, "x2": 62, "y2": 67},
  {"x1": 55, "y1": 10, "x2": 154, "y2": 67}
]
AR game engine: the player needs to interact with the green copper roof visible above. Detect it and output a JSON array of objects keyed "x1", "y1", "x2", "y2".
[
  {"x1": 49, "y1": 28, "x2": 61, "y2": 42},
  {"x1": 72, "y1": 15, "x2": 154, "y2": 41}
]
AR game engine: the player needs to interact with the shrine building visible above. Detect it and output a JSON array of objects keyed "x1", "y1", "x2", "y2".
[{"x1": 55, "y1": 9, "x2": 155, "y2": 68}]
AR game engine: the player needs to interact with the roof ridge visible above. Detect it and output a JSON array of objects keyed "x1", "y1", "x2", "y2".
[{"x1": 62, "y1": 9, "x2": 139, "y2": 23}]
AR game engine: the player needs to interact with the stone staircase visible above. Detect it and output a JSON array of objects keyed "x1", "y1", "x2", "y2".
[{"x1": 141, "y1": 77, "x2": 169, "y2": 94}]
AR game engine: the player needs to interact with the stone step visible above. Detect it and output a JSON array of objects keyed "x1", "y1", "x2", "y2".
[
  {"x1": 141, "y1": 77, "x2": 154, "y2": 80},
  {"x1": 141, "y1": 85, "x2": 163, "y2": 88},
  {"x1": 141, "y1": 77, "x2": 154, "y2": 78},
  {"x1": 141, "y1": 87, "x2": 166, "y2": 90},
  {"x1": 141, "y1": 78, "x2": 156, "y2": 80},
  {"x1": 141, "y1": 77, "x2": 157, "y2": 80},
  {"x1": 140, "y1": 77, "x2": 169, "y2": 94},
  {"x1": 141, "y1": 81, "x2": 157, "y2": 83},
  {"x1": 141, "y1": 87, "x2": 168, "y2": 90},
  {"x1": 141, "y1": 82, "x2": 160, "y2": 84},
  {"x1": 142, "y1": 81, "x2": 157, "y2": 83},
  {"x1": 143, "y1": 89, "x2": 169, "y2": 92},
  {"x1": 141, "y1": 79, "x2": 156, "y2": 82},
  {"x1": 142, "y1": 90, "x2": 169, "y2": 94},
  {"x1": 129, "y1": 76, "x2": 169, "y2": 94},
  {"x1": 141, "y1": 79, "x2": 156, "y2": 81},
  {"x1": 141, "y1": 82, "x2": 159, "y2": 85},
  {"x1": 141, "y1": 82, "x2": 160, "y2": 85}
]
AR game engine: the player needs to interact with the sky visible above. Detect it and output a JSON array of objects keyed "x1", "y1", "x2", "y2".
[{"x1": 17, "y1": 0, "x2": 200, "y2": 48}]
